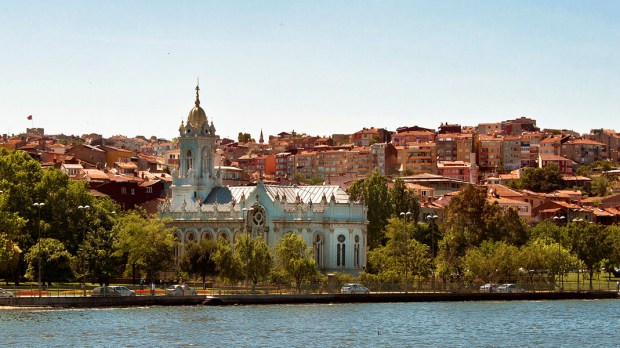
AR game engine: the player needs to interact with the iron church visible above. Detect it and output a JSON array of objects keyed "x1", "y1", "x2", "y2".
[{"x1": 159, "y1": 86, "x2": 368, "y2": 272}]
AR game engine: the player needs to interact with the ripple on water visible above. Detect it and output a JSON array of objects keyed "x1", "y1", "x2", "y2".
[{"x1": 1, "y1": 300, "x2": 620, "y2": 347}]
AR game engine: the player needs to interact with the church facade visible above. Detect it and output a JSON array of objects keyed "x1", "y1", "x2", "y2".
[{"x1": 159, "y1": 86, "x2": 368, "y2": 272}]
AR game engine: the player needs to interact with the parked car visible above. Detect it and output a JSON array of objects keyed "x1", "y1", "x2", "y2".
[
  {"x1": 340, "y1": 283, "x2": 370, "y2": 294},
  {"x1": 166, "y1": 284, "x2": 197, "y2": 296},
  {"x1": 0, "y1": 288, "x2": 15, "y2": 298},
  {"x1": 479, "y1": 283, "x2": 499, "y2": 292},
  {"x1": 110, "y1": 286, "x2": 136, "y2": 296},
  {"x1": 91, "y1": 286, "x2": 119, "y2": 297},
  {"x1": 497, "y1": 284, "x2": 525, "y2": 293},
  {"x1": 92, "y1": 286, "x2": 136, "y2": 297}
]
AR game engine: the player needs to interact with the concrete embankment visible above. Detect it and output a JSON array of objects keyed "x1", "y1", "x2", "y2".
[
  {"x1": 206, "y1": 291, "x2": 618, "y2": 306},
  {"x1": 1, "y1": 291, "x2": 616, "y2": 308}
]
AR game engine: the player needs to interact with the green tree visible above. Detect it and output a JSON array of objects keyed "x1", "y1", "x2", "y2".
[
  {"x1": 24, "y1": 238, "x2": 74, "y2": 285},
  {"x1": 348, "y1": 170, "x2": 391, "y2": 248},
  {"x1": 0, "y1": 148, "x2": 119, "y2": 282},
  {"x1": 512, "y1": 164, "x2": 564, "y2": 193},
  {"x1": 603, "y1": 225, "x2": 620, "y2": 276},
  {"x1": 275, "y1": 233, "x2": 317, "y2": 292},
  {"x1": 113, "y1": 210, "x2": 177, "y2": 282},
  {"x1": 212, "y1": 238, "x2": 243, "y2": 284},
  {"x1": 591, "y1": 176, "x2": 610, "y2": 197},
  {"x1": 179, "y1": 239, "x2": 218, "y2": 289},
  {"x1": 566, "y1": 221, "x2": 610, "y2": 290},
  {"x1": 237, "y1": 132, "x2": 254, "y2": 143},
  {"x1": 0, "y1": 233, "x2": 21, "y2": 285},
  {"x1": 367, "y1": 217, "x2": 430, "y2": 286},
  {"x1": 576, "y1": 165, "x2": 592, "y2": 177},
  {"x1": 388, "y1": 178, "x2": 420, "y2": 222},
  {"x1": 235, "y1": 234, "x2": 273, "y2": 292},
  {"x1": 82, "y1": 226, "x2": 123, "y2": 286}
]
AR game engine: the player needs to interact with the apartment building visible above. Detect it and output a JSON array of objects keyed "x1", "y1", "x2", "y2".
[
  {"x1": 502, "y1": 135, "x2": 521, "y2": 171},
  {"x1": 351, "y1": 127, "x2": 390, "y2": 147},
  {"x1": 391, "y1": 130, "x2": 435, "y2": 146},
  {"x1": 396, "y1": 143, "x2": 437, "y2": 175},
  {"x1": 586, "y1": 129, "x2": 620, "y2": 163},
  {"x1": 436, "y1": 133, "x2": 458, "y2": 162},
  {"x1": 561, "y1": 139, "x2": 607, "y2": 165},
  {"x1": 436, "y1": 161, "x2": 477, "y2": 183},
  {"x1": 456, "y1": 133, "x2": 475, "y2": 163},
  {"x1": 519, "y1": 132, "x2": 544, "y2": 168},
  {"x1": 370, "y1": 143, "x2": 398, "y2": 175},
  {"x1": 477, "y1": 135, "x2": 503, "y2": 171}
]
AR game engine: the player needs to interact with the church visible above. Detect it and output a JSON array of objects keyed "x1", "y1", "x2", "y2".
[{"x1": 159, "y1": 86, "x2": 368, "y2": 273}]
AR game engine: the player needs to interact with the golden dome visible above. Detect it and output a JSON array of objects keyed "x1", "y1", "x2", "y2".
[{"x1": 187, "y1": 85, "x2": 207, "y2": 128}]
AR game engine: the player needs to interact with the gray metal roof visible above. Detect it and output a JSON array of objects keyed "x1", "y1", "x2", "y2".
[{"x1": 203, "y1": 184, "x2": 350, "y2": 205}]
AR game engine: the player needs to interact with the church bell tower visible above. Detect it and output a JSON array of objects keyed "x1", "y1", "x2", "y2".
[{"x1": 171, "y1": 84, "x2": 219, "y2": 209}]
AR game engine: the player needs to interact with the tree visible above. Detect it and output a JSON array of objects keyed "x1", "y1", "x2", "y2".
[
  {"x1": 275, "y1": 233, "x2": 317, "y2": 292},
  {"x1": 512, "y1": 164, "x2": 564, "y2": 193},
  {"x1": 0, "y1": 148, "x2": 119, "y2": 282},
  {"x1": 591, "y1": 176, "x2": 610, "y2": 197},
  {"x1": 113, "y1": 210, "x2": 177, "y2": 282},
  {"x1": 212, "y1": 238, "x2": 243, "y2": 284},
  {"x1": 237, "y1": 132, "x2": 254, "y2": 143},
  {"x1": 235, "y1": 234, "x2": 272, "y2": 292},
  {"x1": 367, "y1": 218, "x2": 431, "y2": 286},
  {"x1": 566, "y1": 221, "x2": 610, "y2": 290},
  {"x1": 81, "y1": 226, "x2": 123, "y2": 286},
  {"x1": 348, "y1": 170, "x2": 391, "y2": 248},
  {"x1": 0, "y1": 233, "x2": 21, "y2": 285},
  {"x1": 179, "y1": 239, "x2": 218, "y2": 289},
  {"x1": 24, "y1": 238, "x2": 74, "y2": 285},
  {"x1": 388, "y1": 178, "x2": 420, "y2": 222}
]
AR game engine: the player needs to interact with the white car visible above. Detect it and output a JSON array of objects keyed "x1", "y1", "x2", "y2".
[
  {"x1": 479, "y1": 283, "x2": 499, "y2": 292},
  {"x1": 109, "y1": 286, "x2": 136, "y2": 296},
  {"x1": 340, "y1": 283, "x2": 369, "y2": 294},
  {"x1": 0, "y1": 288, "x2": 15, "y2": 298},
  {"x1": 497, "y1": 284, "x2": 525, "y2": 293},
  {"x1": 166, "y1": 284, "x2": 197, "y2": 296}
]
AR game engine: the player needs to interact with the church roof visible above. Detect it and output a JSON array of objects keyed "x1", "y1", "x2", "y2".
[{"x1": 203, "y1": 184, "x2": 350, "y2": 204}]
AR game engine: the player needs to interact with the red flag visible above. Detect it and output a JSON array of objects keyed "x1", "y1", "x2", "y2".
[{"x1": 27, "y1": 115, "x2": 32, "y2": 120}]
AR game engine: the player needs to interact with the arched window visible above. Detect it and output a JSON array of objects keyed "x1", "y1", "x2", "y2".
[
  {"x1": 354, "y1": 235, "x2": 360, "y2": 268},
  {"x1": 186, "y1": 232, "x2": 195, "y2": 243},
  {"x1": 314, "y1": 234, "x2": 324, "y2": 268},
  {"x1": 337, "y1": 234, "x2": 345, "y2": 267},
  {"x1": 185, "y1": 149, "x2": 193, "y2": 175}
]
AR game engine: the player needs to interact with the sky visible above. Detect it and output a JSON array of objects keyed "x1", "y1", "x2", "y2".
[{"x1": 1, "y1": 1, "x2": 619, "y2": 141}]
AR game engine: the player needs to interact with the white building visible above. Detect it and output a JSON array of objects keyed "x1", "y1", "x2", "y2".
[{"x1": 159, "y1": 86, "x2": 368, "y2": 272}]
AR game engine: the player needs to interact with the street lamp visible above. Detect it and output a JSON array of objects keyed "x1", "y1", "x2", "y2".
[
  {"x1": 426, "y1": 214, "x2": 438, "y2": 291},
  {"x1": 400, "y1": 211, "x2": 412, "y2": 294},
  {"x1": 33, "y1": 202, "x2": 45, "y2": 297},
  {"x1": 241, "y1": 207, "x2": 254, "y2": 292},
  {"x1": 78, "y1": 205, "x2": 90, "y2": 296}
]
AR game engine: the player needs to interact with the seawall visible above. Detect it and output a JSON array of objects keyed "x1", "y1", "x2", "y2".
[{"x1": 1, "y1": 291, "x2": 617, "y2": 308}]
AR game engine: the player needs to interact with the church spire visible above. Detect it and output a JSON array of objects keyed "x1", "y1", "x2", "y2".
[
  {"x1": 195, "y1": 83, "x2": 201, "y2": 107},
  {"x1": 259, "y1": 129, "x2": 264, "y2": 143}
]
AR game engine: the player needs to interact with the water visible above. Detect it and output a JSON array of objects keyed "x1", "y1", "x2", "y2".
[{"x1": 1, "y1": 300, "x2": 619, "y2": 347}]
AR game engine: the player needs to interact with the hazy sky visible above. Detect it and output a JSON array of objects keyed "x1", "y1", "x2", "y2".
[{"x1": 1, "y1": 1, "x2": 618, "y2": 141}]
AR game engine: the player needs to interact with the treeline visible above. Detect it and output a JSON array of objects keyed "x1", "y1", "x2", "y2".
[{"x1": 349, "y1": 171, "x2": 620, "y2": 290}]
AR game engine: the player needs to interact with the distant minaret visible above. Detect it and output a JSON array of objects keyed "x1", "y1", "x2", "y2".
[{"x1": 259, "y1": 129, "x2": 264, "y2": 144}]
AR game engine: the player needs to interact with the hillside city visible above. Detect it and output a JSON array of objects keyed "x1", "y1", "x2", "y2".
[{"x1": 1, "y1": 116, "x2": 619, "y2": 224}]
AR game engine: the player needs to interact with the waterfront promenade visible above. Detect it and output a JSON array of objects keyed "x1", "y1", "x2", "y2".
[{"x1": 1, "y1": 290, "x2": 617, "y2": 308}]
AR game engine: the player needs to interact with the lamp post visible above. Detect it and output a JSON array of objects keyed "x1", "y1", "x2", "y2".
[
  {"x1": 426, "y1": 214, "x2": 438, "y2": 291},
  {"x1": 33, "y1": 202, "x2": 45, "y2": 297},
  {"x1": 400, "y1": 211, "x2": 412, "y2": 294},
  {"x1": 78, "y1": 205, "x2": 90, "y2": 297},
  {"x1": 553, "y1": 215, "x2": 565, "y2": 291},
  {"x1": 241, "y1": 207, "x2": 254, "y2": 292}
]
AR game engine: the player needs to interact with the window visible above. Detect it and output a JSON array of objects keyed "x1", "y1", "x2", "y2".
[
  {"x1": 121, "y1": 187, "x2": 127, "y2": 194},
  {"x1": 337, "y1": 234, "x2": 346, "y2": 267},
  {"x1": 131, "y1": 189, "x2": 135, "y2": 195},
  {"x1": 146, "y1": 187, "x2": 153, "y2": 193}
]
